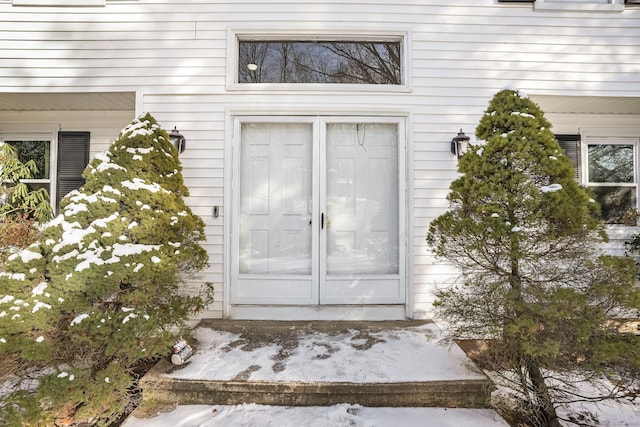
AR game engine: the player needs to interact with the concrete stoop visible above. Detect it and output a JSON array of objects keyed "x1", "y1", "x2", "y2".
[
  {"x1": 141, "y1": 359, "x2": 493, "y2": 408},
  {"x1": 140, "y1": 321, "x2": 494, "y2": 408}
]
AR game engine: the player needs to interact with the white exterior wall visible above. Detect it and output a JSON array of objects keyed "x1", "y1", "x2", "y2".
[{"x1": 0, "y1": 0, "x2": 639, "y2": 319}]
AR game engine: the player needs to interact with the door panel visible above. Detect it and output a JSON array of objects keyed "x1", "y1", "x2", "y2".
[
  {"x1": 232, "y1": 117, "x2": 404, "y2": 306},
  {"x1": 325, "y1": 123, "x2": 399, "y2": 275},
  {"x1": 234, "y1": 122, "x2": 316, "y2": 305},
  {"x1": 239, "y1": 123, "x2": 313, "y2": 275},
  {"x1": 320, "y1": 121, "x2": 402, "y2": 304}
]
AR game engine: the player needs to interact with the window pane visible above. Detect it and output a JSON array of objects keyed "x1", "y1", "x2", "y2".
[
  {"x1": 6, "y1": 140, "x2": 50, "y2": 179},
  {"x1": 589, "y1": 185, "x2": 636, "y2": 224},
  {"x1": 326, "y1": 123, "x2": 399, "y2": 274},
  {"x1": 239, "y1": 41, "x2": 401, "y2": 84},
  {"x1": 588, "y1": 144, "x2": 634, "y2": 183}
]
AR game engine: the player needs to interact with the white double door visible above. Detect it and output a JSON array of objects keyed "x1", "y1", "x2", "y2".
[{"x1": 232, "y1": 116, "x2": 405, "y2": 305}]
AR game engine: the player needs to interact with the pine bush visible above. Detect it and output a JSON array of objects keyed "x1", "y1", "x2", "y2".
[{"x1": 0, "y1": 113, "x2": 212, "y2": 426}]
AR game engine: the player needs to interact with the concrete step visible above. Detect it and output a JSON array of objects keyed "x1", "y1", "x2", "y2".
[{"x1": 139, "y1": 320, "x2": 494, "y2": 409}]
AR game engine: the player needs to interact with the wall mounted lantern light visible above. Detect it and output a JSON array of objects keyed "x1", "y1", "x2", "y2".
[
  {"x1": 169, "y1": 126, "x2": 186, "y2": 153},
  {"x1": 451, "y1": 129, "x2": 470, "y2": 160}
]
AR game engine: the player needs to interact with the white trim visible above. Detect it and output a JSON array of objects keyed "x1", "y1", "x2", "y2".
[
  {"x1": 230, "y1": 305, "x2": 408, "y2": 321},
  {"x1": 13, "y1": 0, "x2": 105, "y2": 5},
  {"x1": 535, "y1": 0, "x2": 624, "y2": 11},
  {"x1": 403, "y1": 113, "x2": 414, "y2": 320},
  {"x1": 580, "y1": 127, "x2": 640, "y2": 138},
  {"x1": 226, "y1": 27, "x2": 412, "y2": 93},
  {"x1": 223, "y1": 111, "x2": 234, "y2": 318},
  {"x1": 134, "y1": 90, "x2": 144, "y2": 117},
  {"x1": 225, "y1": 113, "x2": 409, "y2": 318}
]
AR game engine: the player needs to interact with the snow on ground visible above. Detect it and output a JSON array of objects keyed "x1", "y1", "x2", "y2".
[
  {"x1": 167, "y1": 323, "x2": 486, "y2": 383},
  {"x1": 123, "y1": 323, "x2": 507, "y2": 426},
  {"x1": 123, "y1": 404, "x2": 509, "y2": 427},
  {"x1": 127, "y1": 321, "x2": 640, "y2": 426}
]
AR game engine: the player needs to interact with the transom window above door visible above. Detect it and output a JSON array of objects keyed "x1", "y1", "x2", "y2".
[{"x1": 236, "y1": 38, "x2": 403, "y2": 85}]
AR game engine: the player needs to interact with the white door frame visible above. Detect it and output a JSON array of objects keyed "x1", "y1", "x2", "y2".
[{"x1": 225, "y1": 113, "x2": 409, "y2": 319}]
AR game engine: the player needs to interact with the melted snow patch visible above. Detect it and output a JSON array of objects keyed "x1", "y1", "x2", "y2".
[
  {"x1": 92, "y1": 152, "x2": 127, "y2": 174},
  {"x1": 112, "y1": 243, "x2": 160, "y2": 257},
  {"x1": 92, "y1": 212, "x2": 120, "y2": 229},
  {"x1": 8, "y1": 250, "x2": 42, "y2": 263},
  {"x1": 510, "y1": 111, "x2": 535, "y2": 119},
  {"x1": 70, "y1": 313, "x2": 90, "y2": 326},
  {"x1": 121, "y1": 178, "x2": 165, "y2": 193},
  {"x1": 121, "y1": 117, "x2": 160, "y2": 139},
  {"x1": 52, "y1": 221, "x2": 96, "y2": 253},
  {"x1": 0, "y1": 272, "x2": 26, "y2": 281},
  {"x1": 127, "y1": 147, "x2": 154, "y2": 155},
  {"x1": 32, "y1": 301, "x2": 52, "y2": 313},
  {"x1": 102, "y1": 185, "x2": 121, "y2": 195},
  {"x1": 0, "y1": 295, "x2": 15, "y2": 304},
  {"x1": 75, "y1": 246, "x2": 106, "y2": 272},
  {"x1": 63, "y1": 203, "x2": 89, "y2": 216},
  {"x1": 541, "y1": 183, "x2": 563, "y2": 193},
  {"x1": 52, "y1": 249, "x2": 80, "y2": 264},
  {"x1": 122, "y1": 313, "x2": 137, "y2": 324},
  {"x1": 31, "y1": 283, "x2": 48, "y2": 296}
]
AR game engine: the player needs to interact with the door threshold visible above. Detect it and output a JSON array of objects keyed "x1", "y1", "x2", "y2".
[{"x1": 229, "y1": 305, "x2": 408, "y2": 321}]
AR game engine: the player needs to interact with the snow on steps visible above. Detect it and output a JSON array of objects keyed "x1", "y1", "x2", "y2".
[{"x1": 139, "y1": 320, "x2": 494, "y2": 408}]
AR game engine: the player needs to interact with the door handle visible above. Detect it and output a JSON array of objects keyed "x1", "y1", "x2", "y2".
[{"x1": 321, "y1": 212, "x2": 325, "y2": 230}]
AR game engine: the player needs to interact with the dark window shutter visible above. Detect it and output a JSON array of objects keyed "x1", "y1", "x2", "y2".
[
  {"x1": 57, "y1": 131, "x2": 90, "y2": 207},
  {"x1": 555, "y1": 134, "x2": 581, "y2": 180}
]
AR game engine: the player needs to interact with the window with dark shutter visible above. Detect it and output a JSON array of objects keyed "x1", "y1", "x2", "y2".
[
  {"x1": 57, "y1": 131, "x2": 89, "y2": 208},
  {"x1": 555, "y1": 134, "x2": 581, "y2": 180}
]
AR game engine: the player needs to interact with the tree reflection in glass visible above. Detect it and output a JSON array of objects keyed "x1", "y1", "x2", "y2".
[
  {"x1": 588, "y1": 144, "x2": 636, "y2": 223},
  {"x1": 239, "y1": 41, "x2": 401, "y2": 84}
]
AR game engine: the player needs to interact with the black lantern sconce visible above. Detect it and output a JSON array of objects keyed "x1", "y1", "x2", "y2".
[
  {"x1": 451, "y1": 129, "x2": 470, "y2": 160},
  {"x1": 169, "y1": 126, "x2": 186, "y2": 153}
]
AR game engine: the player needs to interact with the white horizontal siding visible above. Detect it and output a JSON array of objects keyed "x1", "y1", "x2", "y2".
[{"x1": 1, "y1": 0, "x2": 639, "y2": 319}]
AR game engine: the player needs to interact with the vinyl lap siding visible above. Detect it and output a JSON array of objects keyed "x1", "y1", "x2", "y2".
[{"x1": 0, "y1": 1, "x2": 638, "y2": 318}]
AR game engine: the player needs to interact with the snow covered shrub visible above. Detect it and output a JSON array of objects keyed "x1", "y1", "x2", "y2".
[
  {"x1": 427, "y1": 89, "x2": 640, "y2": 427},
  {"x1": 0, "y1": 113, "x2": 212, "y2": 426}
]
